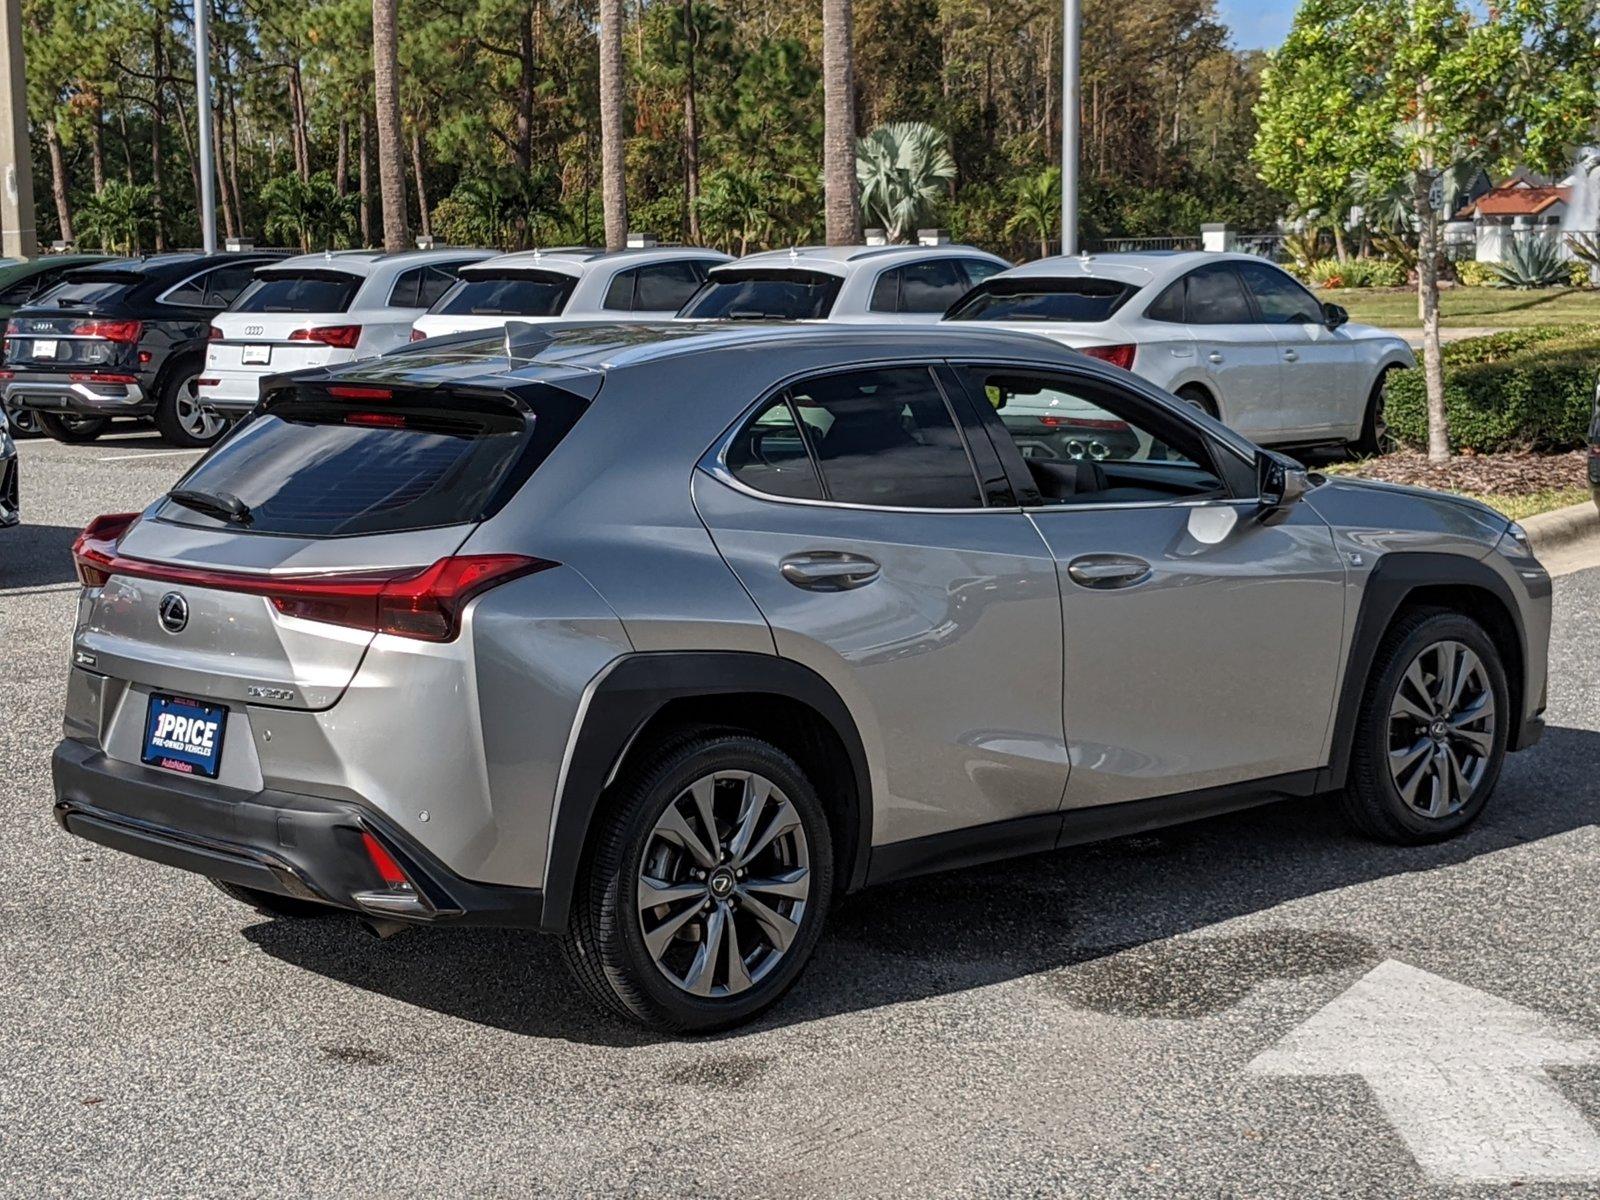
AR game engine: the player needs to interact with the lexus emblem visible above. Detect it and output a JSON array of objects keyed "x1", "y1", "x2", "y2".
[{"x1": 158, "y1": 592, "x2": 189, "y2": 634}]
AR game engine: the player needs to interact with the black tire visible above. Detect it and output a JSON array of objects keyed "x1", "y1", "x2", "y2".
[
  {"x1": 1175, "y1": 384, "x2": 1219, "y2": 419},
  {"x1": 38, "y1": 412, "x2": 109, "y2": 443},
  {"x1": 562, "y1": 730, "x2": 835, "y2": 1033},
  {"x1": 1342, "y1": 608, "x2": 1510, "y2": 844},
  {"x1": 1352, "y1": 368, "x2": 1393, "y2": 456},
  {"x1": 4, "y1": 405, "x2": 42, "y2": 438},
  {"x1": 153, "y1": 362, "x2": 227, "y2": 448},
  {"x1": 209, "y1": 878, "x2": 337, "y2": 919}
]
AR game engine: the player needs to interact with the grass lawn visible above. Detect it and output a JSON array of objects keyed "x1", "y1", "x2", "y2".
[
  {"x1": 1459, "y1": 486, "x2": 1591, "y2": 520},
  {"x1": 1326, "y1": 285, "x2": 1600, "y2": 330}
]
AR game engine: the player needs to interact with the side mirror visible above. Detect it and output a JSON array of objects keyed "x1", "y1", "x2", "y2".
[
  {"x1": 1257, "y1": 449, "x2": 1311, "y2": 525},
  {"x1": 1323, "y1": 302, "x2": 1349, "y2": 329}
]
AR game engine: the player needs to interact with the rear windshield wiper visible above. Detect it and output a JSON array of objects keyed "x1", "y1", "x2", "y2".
[{"x1": 168, "y1": 487, "x2": 253, "y2": 526}]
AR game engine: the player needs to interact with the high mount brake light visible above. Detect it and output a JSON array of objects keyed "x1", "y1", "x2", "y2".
[
  {"x1": 68, "y1": 548, "x2": 553, "y2": 642},
  {"x1": 73, "y1": 319, "x2": 142, "y2": 344},
  {"x1": 290, "y1": 325, "x2": 361, "y2": 349},
  {"x1": 344, "y1": 411, "x2": 407, "y2": 428},
  {"x1": 1081, "y1": 343, "x2": 1137, "y2": 371},
  {"x1": 71, "y1": 512, "x2": 142, "y2": 587}
]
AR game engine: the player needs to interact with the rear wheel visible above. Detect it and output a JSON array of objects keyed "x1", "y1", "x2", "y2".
[
  {"x1": 562, "y1": 731, "x2": 834, "y2": 1032},
  {"x1": 1353, "y1": 369, "x2": 1392, "y2": 456},
  {"x1": 1342, "y1": 609, "x2": 1509, "y2": 844},
  {"x1": 154, "y1": 365, "x2": 226, "y2": 448},
  {"x1": 209, "y1": 878, "x2": 336, "y2": 919},
  {"x1": 1175, "y1": 384, "x2": 1219, "y2": 420},
  {"x1": 4, "y1": 405, "x2": 41, "y2": 437},
  {"x1": 38, "y1": 412, "x2": 109, "y2": 443}
]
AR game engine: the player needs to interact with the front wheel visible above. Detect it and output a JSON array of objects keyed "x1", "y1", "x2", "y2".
[
  {"x1": 1352, "y1": 369, "x2": 1393, "y2": 456},
  {"x1": 154, "y1": 366, "x2": 227, "y2": 448},
  {"x1": 38, "y1": 412, "x2": 109, "y2": 443},
  {"x1": 562, "y1": 731, "x2": 834, "y2": 1032},
  {"x1": 1342, "y1": 609, "x2": 1509, "y2": 844}
]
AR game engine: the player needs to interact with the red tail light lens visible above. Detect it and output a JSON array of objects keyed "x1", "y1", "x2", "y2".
[
  {"x1": 344, "y1": 411, "x2": 407, "y2": 428},
  {"x1": 71, "y1": 512, "x2": 142, "y2": 587},
  {"x1": 1082, "y1": 343, "x2": 1137, "y2": 371},
  {"x1": 72, "y1": 319, "x2": 143, "y2": 344},
  {"x1": 0, "y1": 370, "x2": 14, "y2": 382},
  {"x1": 409, "y1": 329, "x2": 426, "y2": 342},
  {"x1": 77, "y1": 550, "x2": 553, "y2": 642},
  {"x1": 326, "y1": 385, "x2": 392, "y2": 400},
  {"x1": 290, "y1": 325, "x2": 361, "y2": 349},
  {"x1": 361, "y1": 831, "x2": 413, "y2": 890},
  {"x1": 208, "y1": 326, "x2": 222, "y2": 340},
  {"x1": 69, "y1": 372, "x2": 138, "y2": 384}
]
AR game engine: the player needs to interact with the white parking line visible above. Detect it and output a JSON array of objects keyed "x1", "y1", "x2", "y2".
[{"x1": 96, "y1": 449, "x2": 203, "y2": 462}]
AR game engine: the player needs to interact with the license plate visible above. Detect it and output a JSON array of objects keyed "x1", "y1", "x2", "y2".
[
  {"x1": 31, "y1": 339, "x2": 57, "y2": 359},
  {"x1": 241, "y1": 344, "x2": 271, "y2": 365},
  {"x1": 142, "y1": 693, "x2": 227, "y2": 778}
]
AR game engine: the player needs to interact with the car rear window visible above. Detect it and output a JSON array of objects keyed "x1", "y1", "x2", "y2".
[
  {"x1": 435, "y1": 272, "x2": 576, "y2": 317},
  {"x1": 677, "y1": 269, "x2": 842, "y2": 320},
  {"x1": 944, "y1": 277, "x2": 1138, "y2": 323},
  {"x1": 233, "y1": 273, "x2": 361, "y2": 314},
  {"x1": 33, "y1": 275, "x2": 139, "y2": 308},
  {"x1": 158, "y1": 387, "x2": 586, "y2": 537}
]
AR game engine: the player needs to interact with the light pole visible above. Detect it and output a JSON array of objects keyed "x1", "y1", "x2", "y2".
[
  {"x1": 193, "y1": 0, "x2": 216, "y2": 251},
  {"x1": 1060, "y1": 0, "x2": 1079, "y2": 256},
  {"x1": 0, "y1": 0, "x2": 36, "y2": 257}
]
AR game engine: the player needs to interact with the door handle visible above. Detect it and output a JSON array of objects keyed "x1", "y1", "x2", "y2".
[
  {"x1": 1283, "y1": 349, "x2": 1299, "y2": 362},
  {"x1": 780, "y1": 551, "x2": 881, "y2": 591},
  {"x1": 1207, "y1": 352, "x2": 1224, "y2": 364},
  {"x1": 1067, "y1": 553, "x2": 1153, "y2": 590}
]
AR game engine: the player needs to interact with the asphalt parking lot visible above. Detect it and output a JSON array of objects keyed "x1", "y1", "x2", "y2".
[{"x1": 2, "y1": 428, "x2": 1599, "y2": 1199}]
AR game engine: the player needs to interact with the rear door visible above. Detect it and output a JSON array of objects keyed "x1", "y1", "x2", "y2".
[
  {"x1": 1234, "y1": 259, "x2": 1361, "y2": 440},
  {"x1": 1180, "y1": 262, "x2": 1285, "y2": 440},
  {"x1": 693, "y1": 363, "x2": 1068, "y2": 848}
]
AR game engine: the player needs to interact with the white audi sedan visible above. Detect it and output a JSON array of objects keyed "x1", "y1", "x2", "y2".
[
  {"x1": 201, "y1": 248, "x2": 497, "y2": 419},
  {"x1": 677, "y1": 244, "x2": 1010, "y2": 324},
  {"x1": 410, "y1": 246, "x2": 732, "y2": 340},
  {"x1": 943, "y1": 252, "x2": 1416, "y2": 451}
]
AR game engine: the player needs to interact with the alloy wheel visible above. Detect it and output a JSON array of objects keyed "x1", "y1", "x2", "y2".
[
  {"x1": 1371, "y1": 377, "x2": 1391, "y2": 451},
  {"x1": 1386, "y1": 639, "x2": 1496, "y2": 819},
  {"x1": 636, "y1": 769, "x2": 811, "y2": 998},
  {"x1": 174, "y1": 375, "x2": 224, "y2": 441},
  {"x1": 5, "y1": 405, "x2": 39, "y2": 436}
]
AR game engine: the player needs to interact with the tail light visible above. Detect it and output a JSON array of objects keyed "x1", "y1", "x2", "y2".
[
  {"x1": 1040, "y1": 415, "x2": 1130, "y2": 430},
  {"x1": 361, "y1": 831, "x2": 414, "y2": 891},
  {"x1": 290, "y1": 325, "x2": 361, "y2": 349},
  {"x1": 0, "y1": 370, "x2": 13, "y2": 382},
  {"x1": 327, "y1": 385, "x2": 392, "y2": 400},
  {"x1": 196, "y1": 378, "x2": 220, "y2": 388},
  {"x1": 208, "y1": 326, "x2": 222, "y2": 340},
  {"x1": 72, "y1": 319, "x2": 142, "y2": 343},
  {"x1": 409, "y1": 329, "x2": 427, "y2": 342},
  {"x1": 1082, "y1": 343, "x2": 1137, "y2": 371},
  {"x1": 69, "y1": 550, "x2": 553, "y2": 642},
  {"x1": 69, "y1": 372, "x2": 138, "y2": 384},
  {"x1": 71, "y1": 512, "x2": 142, "y2": 586}
]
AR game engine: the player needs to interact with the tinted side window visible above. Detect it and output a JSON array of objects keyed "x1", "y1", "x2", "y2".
[
  {"x1": 602, "y1": 270, "x2": 635, "y2": 311},
  {"x1": 787, "y1": 367, "x2": 982, "y2": 508},
  {"x1": 959, "y1": 259, "x2": 1005, "y2": 288},
  {"x1": 1236, "y1": 261, "x2": 1324, "y2": 324},
  {"x1": 415, "y1": 266, "x2": 458, "y2": 309},
  {"x1": 0, "y1": 277, "x2": 39, "y2": 305},
  {"x1": 634, "y1": 262, "x2": 705, "y2": 310},
  {"x1": 198, "y1": 262, "x2": 260, "y2": 307},
  {"x1": 893, "y1": 259, "x2": 970, "y2": 314},
  {"x1": 726, "y1": 397, "x2": 824, "y2": 500},
  {"x1": 1184, "y1": 264, "x2": 1254, "y2": 325},
  {"x1": 388, "y1": 268, "x2": 424, "y2": 308},
  {"x1": 1144, "y1": 278, "x2": 1185, "y2": 323},
  {"x1": 161, "y1": 272, "x2": 208, "y2": 306}
]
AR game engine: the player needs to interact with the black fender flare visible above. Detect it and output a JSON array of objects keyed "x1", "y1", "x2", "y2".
[
  {"x1": 540, "y1": 651, "x2": 873, "y2": 931},
  {"x1": 1320, "y1": 550, "x2": 1537, "y2": 792}
]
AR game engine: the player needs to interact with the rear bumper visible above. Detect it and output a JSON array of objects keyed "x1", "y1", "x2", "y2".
[
  {"x1": 52, "y1": 738, "x2": 544, "y2": 928},
  {"x1": 197, "y1": 369, "x2": 265, "y2": 418},
  {"x1": 5, "y1": 373, "x2": 148, "y2": 414}
]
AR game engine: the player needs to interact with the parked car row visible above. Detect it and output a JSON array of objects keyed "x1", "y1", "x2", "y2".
[{"x1": 0, "y1": 242, "x2": 1416, "y2": 457}]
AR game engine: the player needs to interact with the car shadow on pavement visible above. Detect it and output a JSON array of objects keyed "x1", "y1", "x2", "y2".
[
  {"x1": 0, "y1": 523, "x2": 82, "y2": 590},
  {"x1": 244, "y1": 723, "x2": 1600, "y2": 1047}
]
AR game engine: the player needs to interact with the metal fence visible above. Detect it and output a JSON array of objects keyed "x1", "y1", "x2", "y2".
[{"x1": 1083, "y1": 235, "x2": 1201, "y2": 254}]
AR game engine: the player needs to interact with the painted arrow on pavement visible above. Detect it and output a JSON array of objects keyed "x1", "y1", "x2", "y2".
[{"x1": 1248, "y1": 959, "x2": 1600, "y2": 1183}]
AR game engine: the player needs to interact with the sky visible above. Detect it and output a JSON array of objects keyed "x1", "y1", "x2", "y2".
[{"x1": 1216, "y1": 0, "x2": 1295, "y2": 49}]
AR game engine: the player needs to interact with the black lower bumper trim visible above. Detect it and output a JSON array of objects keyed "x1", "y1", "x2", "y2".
[{"x1": 52, "y1": 739, "x2": 544, "y2": 928}]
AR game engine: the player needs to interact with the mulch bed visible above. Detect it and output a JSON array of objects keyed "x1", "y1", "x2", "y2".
[{"x1": 1332, "y1": 449, "x2": 1589, "y2": 495}]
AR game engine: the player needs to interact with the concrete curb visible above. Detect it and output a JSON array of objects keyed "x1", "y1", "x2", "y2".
[{"x1": 1521, "y1": 499, "x2": 1597, "y2": 557}]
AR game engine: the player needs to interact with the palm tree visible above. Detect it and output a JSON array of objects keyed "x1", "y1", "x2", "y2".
[
  {"x1": 261, "y1": 172, "x2": 358, "y2": 252},
  {"x1": 855, "y1": 122, "x2": 956, "y2": 244},
  {"x1": 821, "y1": 0, "x2": 859, "y2": 245},
  {"x1": 1004, "y1": 167, "x2": 1060, "y2": 259},
  {"x1": 598, "y1": 0, "x2": 628, "y2": 249},
  {"x1": 371, "y1": 0, "x2": 408, "y2": 252},
  {"x1": 76, "y1": 182, "x2": 157, "y2": 255}
]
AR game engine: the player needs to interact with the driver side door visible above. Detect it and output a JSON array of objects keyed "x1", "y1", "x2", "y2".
[{"x1": 952, "y1": 363, "x2": 1349, "y2": 808}]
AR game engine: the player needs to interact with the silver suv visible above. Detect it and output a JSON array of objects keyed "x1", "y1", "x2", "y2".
[{"x1": 54, "y1": 323, "x2": 1551, "y2": 1032}]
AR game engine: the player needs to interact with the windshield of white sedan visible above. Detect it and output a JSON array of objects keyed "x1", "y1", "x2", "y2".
[
  {"x1": 677, "y1": 270, "x2": 842, "y2": 320},
  {"x1": 434, "y1": 273, "x2": 576, "y2": 317},
  {"x1": 945, "y1": 278, "x2": 1137, "y2": 322}
]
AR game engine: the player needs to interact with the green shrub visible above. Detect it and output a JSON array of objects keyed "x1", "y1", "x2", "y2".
[
  {"x1": 1454, "y1": 259, "x2": 1495, "y2": 287},
  {"x1": 1306, "y1": 257, "x2": 1405, "y2": 288},
  {"x1": 1386, "y1": 325, "x2": 1600, "y2": 452},
  {"x1": 1568, "y1": 259, "x2": 1592, "y2": 288}
]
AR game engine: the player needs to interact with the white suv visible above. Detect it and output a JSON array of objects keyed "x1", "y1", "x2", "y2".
[
  {"x1": 200, "y1": 249, "x2": 496, "y2": 419},
  {"x1": 676, "y1": 244, "x2": 1010, "y2": 323},
  {"x1": 943, "y1": 252, "x2": 1416, "y2": 451},
  {"x1": 410, "y1": 246, "x2": 732, "y2": 339}
]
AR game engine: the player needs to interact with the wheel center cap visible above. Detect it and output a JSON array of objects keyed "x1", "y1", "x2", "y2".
[
  {"x1": 708, "y1": 869, "x2": 735, "y2": 899},
  {"x1": 1429, "y1": 718, "x2": 1450, "y2": 742}
]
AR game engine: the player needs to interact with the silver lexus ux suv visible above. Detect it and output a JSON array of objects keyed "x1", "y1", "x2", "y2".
[{"x1": 53, "y1": 323, "x2": 1551, "y2": 1031}]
